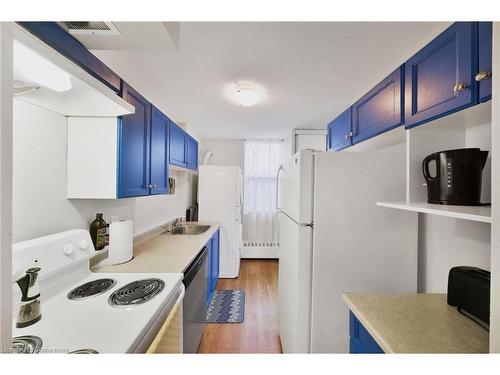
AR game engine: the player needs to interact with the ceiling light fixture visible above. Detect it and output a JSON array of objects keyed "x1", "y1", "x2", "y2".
[
  {"x1": 235, "y1": 86, "x2": 264, "y2": 107},
  {"x1": 14, "y1": 40, "x2": 72, "y2": 93},
  {"x1": 225, "y1": 81, "x2": 266, "y2": 107}
]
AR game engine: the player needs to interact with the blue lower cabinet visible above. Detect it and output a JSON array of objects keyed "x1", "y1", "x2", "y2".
[
  {"x1": 206, "y1": 238, "x2": 213, "y2": 306},
  {"x1": 352, "y1": 66, "x2": 404, "y2": 144},
  {"x1": 211, "y1": 229, "x2": 220, "y2": 288},
  {"x1": 405, "y1": 22, "x2": 476, "y2": 129},
  {"x1": 477, "y1": 22, "x2": 492, "y2": 103},
  {"x1": 327, "y1": 108, "x2": 352, "y2": 151},
  {"x1": 205, "y1": 229, "x2": 220, "y2": 307},
  {"x1": 118, "y1": 83, "x2": 151, "y2": 198},
  {"x1": 349, "y1": 311, "x2": 384, "y2": 354}
]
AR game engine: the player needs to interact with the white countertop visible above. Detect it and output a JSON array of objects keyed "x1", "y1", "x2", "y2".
[
  {"x1": 92, "y1": 222, "x2": 219, "y2": 274},
  {"x1": 343, "y1": 293, "x2": 489, "y2": 353}
]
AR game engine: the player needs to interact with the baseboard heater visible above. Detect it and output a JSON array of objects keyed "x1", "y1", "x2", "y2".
[{"x1": 241, "y1": 242, "x2": 279, "y2": 259}]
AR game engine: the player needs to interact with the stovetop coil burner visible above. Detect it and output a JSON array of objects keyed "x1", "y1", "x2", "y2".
[
  {"x1": 67, "y1": 278, "x2": 116, "y2": 300},
  {"x1": 69, "y1": 348, "x2": 99, "y2": 354},
  {"x1": 108, "y1": 278, "x2": 165, "y2": 307},
  {"x1": 12, "y1": 335, "x2": 43, "y2": 354}
]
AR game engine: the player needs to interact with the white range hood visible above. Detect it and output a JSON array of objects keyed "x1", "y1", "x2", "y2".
[{"x1": 13, "y1": 25, "x2": 134, "y2": 117}]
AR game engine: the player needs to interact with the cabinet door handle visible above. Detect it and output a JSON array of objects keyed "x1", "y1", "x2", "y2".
[
  {"x1": 152, "y1": 184, "x2": 157, "y2": 188},
  {"x1": 475, "y1": 71, "x2": 492, "y2": 82},
  {"x1": 344, "y1": 131, "x2": 353, "y2": 140},
  {"x1": 453, "y1": 82, "x2": 468, "y2": 96}
]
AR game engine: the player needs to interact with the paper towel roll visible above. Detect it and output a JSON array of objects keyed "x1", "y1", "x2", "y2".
[{"x1": 107, "y1": 220, "x2": 133, "y2": 265}]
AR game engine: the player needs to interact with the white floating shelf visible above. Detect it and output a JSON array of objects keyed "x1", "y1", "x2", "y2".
[{"x1": 376, "y1": 201, "x2": 491, "y2": 223}]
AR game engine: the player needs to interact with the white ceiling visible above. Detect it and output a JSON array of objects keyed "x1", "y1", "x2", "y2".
[{"x1": 75, "y1": 22, "x2": 452, "y2": 139}]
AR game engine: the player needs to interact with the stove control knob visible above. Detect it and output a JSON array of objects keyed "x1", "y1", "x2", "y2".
[
  {"x1": 78, "y1": 239, "x2": 89, "y2": 251},
  {"x1": 63, "y1": 243, "x2": 74, "y2": 256}
]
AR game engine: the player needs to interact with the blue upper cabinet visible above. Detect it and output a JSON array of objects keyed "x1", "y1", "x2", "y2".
[
  {"x1": 150, "y1": 106, "x2": 170, "y2": 195},
  {"x1": 119, "y1": 83, "x2": 151, "y2": 198},
  {"x1": 477, "y1": 22, "x2": 492, "y2": 103},
  {"x1": 352, "y1": 66, "x2": 404, "y2": 143},
  {"x1": 186, "y1": 137, "x2": 199, "y2": 170},
  {"x1": 169, "y1": 123, "x2": 187, "y2": 168},
  {"x1": 169, "y1": 122, "x2": 199, "y2": 170},
  {"x1": 327, "y1": 108, "x2": 352, "y2": 151},
  {"x1": 404, "y1": 22, "x2": 476, "y2": 129},
  {"x1": 18, "y1": 22, "x2": 121, "y2": 93}
]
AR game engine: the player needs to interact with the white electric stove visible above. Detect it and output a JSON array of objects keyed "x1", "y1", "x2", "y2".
[{"x1": 11, "y1": 229, "x2": 184, "y2": 354}]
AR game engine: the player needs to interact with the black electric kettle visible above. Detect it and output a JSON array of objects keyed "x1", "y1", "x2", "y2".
[{"x1": 422, "y1": 148, "x2": 488, "y2": 205}]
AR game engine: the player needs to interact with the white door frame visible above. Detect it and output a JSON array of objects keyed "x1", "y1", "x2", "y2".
[{"x1": 0, "y1": 22, "x2": 13, "y2": 352}]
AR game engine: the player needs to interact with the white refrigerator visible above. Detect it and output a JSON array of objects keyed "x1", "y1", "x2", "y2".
[
  {"x1": 277, "y1": 150, "x2": 418, "y2": 353},
  {"x1": 198, "y1": 165, "x2": 242, "y2": 278}
]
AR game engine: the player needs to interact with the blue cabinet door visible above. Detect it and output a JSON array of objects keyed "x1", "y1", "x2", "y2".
[
  {"x1": 150, "y1": 106, "x2": 169, "y2": 195},
  {"x1": 206, "y1": 239, "x2": 213, "y2": 307},
  {"x1": 477, "y1": 22, "x2": 492, "y2": 103},
  {"x1": 405, "y1": 22, "x2": 476, "y2": 129},
  {"x1": 186, "y1": 136, "x2": 199, "y2": 170},
  {"x1": 118, "y1": 83, "x2": 151, "y2": 198},
  {"x1": 18, "y1": 22, "x2": 121, "y2": 93},
  {"x1": 169, "y1": 123, "x2": 187, "y2": 168},
  {"x1": 352, "y1": 66, "x2": 404, "y2": 144},
  {"x1": 349, "y1": 311, "x2": 384, "y2": 354},
  {"x1": 211, "y1": 229, "x2": 220, "y2": 290},
  {"x1": 327, "y1": 108, "x2": 352, "y2": 151}
]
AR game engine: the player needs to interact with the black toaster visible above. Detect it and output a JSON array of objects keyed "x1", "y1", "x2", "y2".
[{"x1": 447, "y1": 266, "x2": 490, "y2": 326}]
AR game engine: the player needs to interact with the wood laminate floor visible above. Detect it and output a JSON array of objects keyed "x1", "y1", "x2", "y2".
[{"x1": 197, "y1": 259, "x2": 282, "y2": 353}]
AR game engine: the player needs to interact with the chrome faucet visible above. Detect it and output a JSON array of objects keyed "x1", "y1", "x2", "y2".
[{"x1": 15, "y1": 267, "x2": 42, "y2": 328}]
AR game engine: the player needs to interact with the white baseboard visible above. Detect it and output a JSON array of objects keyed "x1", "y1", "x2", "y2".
[{"x1": 241, "y1": 245, "x2": 279, "y2": 259}]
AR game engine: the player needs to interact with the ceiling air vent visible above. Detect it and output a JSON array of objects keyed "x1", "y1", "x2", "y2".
[{"x1": 60, "y1": 21, "x2": 120, "y2": 35}]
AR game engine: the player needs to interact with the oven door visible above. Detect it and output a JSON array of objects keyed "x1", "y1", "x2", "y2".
[{"x1": 147, "y1": 285, "x2": 185, "y2": 353}]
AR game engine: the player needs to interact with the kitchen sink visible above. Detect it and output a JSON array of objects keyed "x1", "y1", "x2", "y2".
[{"x1": 168, "y1": 224, "x2": 211, "y2": 235}]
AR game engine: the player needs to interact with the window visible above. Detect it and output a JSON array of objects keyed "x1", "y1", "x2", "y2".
[{"x1": 242, "y1": 140, "x2": 283, "y2": 243}]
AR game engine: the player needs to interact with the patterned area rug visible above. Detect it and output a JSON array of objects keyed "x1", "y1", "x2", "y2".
[{"x1": 205, "y1": 290, "x2": 245, "y2": 323}]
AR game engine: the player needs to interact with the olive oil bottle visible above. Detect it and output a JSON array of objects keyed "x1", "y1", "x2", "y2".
[{"x1": 90, "y1": 213, "x2": 107, "y2": 250}]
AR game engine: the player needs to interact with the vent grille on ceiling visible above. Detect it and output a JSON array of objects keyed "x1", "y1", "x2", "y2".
[{"x1": 61, "y1": 21, "x2": 120, "y2": 35}]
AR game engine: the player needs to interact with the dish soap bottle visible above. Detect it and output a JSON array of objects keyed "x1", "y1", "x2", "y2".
[{"x1": 90, "y1": 213, "x2": 107, "y2": 250}]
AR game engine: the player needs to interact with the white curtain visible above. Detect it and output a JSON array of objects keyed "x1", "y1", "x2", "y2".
[{"x1": 242, "y1": 140, "x2": 283, "y2": 243}]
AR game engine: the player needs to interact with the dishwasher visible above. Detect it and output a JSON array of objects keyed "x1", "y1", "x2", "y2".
[{"x1": 182, "y1": 246, "x2": 208, "y2": 353}]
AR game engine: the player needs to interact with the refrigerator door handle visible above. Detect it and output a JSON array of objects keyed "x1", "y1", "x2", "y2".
[
  {"x1": 278, "y1": 210, "x2": 313, "y2": 227},
  {"x1": 276, "y1": 164, "x2": 283, "y2": 212}
]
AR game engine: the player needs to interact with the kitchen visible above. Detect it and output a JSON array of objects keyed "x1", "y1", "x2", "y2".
[{"x1": 1, "y1": 2, "x2": 500, "y2": 373}]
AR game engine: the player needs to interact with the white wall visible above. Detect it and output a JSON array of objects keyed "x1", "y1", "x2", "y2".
[
  {"x1": 199, "y1": 139, "x2": 244, "y2": 169},
  {"x1": 418, "y1": 215, "x2": 491, "y2": 292},
  {"x1": 0, "y1": 22, "x2": 13, "y2": 352},
  {"x1": 416, "y1": 121, "x2": 492, "y2": 293},
  {"x1": 487, "y1": 22, "x2": 499, "y2": 352},
  {"x1": 12, "y1": 99, "x2": 196, "y2": 243}
]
